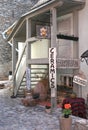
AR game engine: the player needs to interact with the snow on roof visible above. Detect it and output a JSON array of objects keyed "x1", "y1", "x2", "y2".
[{"x1": 32, "y1": 0, "x2": 51, "y2": 9}]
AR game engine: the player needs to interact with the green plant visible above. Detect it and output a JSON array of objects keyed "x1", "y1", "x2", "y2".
[{"x1": 62, "y1": 103, "x2": 72, "y2": 118}]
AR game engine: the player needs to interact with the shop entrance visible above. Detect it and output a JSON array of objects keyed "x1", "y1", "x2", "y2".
[
  {"x1": 57, "y1": 75, "x2": 73, "y2": 95},
  {"x1": 57, "y1": 69, "x2": 74, "y2": 105}
]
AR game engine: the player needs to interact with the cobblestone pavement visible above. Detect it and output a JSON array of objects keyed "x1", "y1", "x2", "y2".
[
  {"x1": 0, "y1": 87, "x2": 61, "y2": 130},
  {"x1": 0, "y1": 86, "x2": 88, "y2": 130}
]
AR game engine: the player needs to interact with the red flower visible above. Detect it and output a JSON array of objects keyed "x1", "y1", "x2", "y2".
[{"x1": 64, "y1": 103, "x2": 71, "y2": 109}]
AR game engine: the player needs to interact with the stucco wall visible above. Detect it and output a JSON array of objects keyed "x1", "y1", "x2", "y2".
[{"x1": 79, "y1": 0, "x2": 88, "y2": 100}]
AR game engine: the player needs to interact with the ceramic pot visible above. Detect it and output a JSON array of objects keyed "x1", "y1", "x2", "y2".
[
  {"x1": 45, "y1": 106, "x2": 51, "y2": 114},
  {"x1": 59, "y1": 116, "x2": 72, "y2": 130}
]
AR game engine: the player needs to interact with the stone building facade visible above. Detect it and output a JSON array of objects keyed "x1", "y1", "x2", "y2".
[{"x1": 0, "y1": 0, "x2": 38, "y2": 79}]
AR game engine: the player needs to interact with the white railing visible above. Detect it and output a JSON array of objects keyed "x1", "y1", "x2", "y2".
[{"x1": 13, "y1": 43, "x2": 27, "y2": 96}]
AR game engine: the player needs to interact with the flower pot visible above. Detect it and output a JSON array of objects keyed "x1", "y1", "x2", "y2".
[
  {"x1": 59, "y1": 116, "x2": 72, "y2": 130},
  {"x1": 45, "y1": 106, "x2": 51, "y2": 114},
  {"x1": 45, "y1": 108, "x2": 51, "y2": 114},
  {"x1": 64, "y1": 114, "x2": 69, "y2": 118}
]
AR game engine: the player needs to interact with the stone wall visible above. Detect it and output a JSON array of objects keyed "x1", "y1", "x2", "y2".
[{"x1": 0, "y1": 0, "x2": 38, "y2": 79}]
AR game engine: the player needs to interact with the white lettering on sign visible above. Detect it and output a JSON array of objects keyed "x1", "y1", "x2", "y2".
[
  {"x1": 49, "y1": 48, "x2": 56, "y2": 97},
  {"x1": 26, "y1": 67, "x2": 31, "y2": 90}
]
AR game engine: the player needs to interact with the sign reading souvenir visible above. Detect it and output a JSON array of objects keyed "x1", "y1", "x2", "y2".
[
  {"x1": 49, "y1": 48, "x2": 56, "y2": 97},
  {"x1": 36, "y1": 25, "x2": 51, "y2": 38},
  {"x1": 26, "y1": 67, "x2": 31, "y2": 90},
  {"x1": 73, "y1": 76, "x2": 87, "y2": 86},
  {"x1": 56, "y1": 58, "x2": 79, "y2": 68}
]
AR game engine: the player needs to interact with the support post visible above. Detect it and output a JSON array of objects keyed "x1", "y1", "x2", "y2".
[
  {"x1": 26, "y1": 18, "x2": 31, "y2": 90},
  {"x1": 12, "y1": 38, "x2": 17, "y2": 97},
  {"x1": 73, "y1": 10, "x2": 79, "y2": 58},
  {"x1": 50, "y1": 7, "x2": 57, "y2": 111},
  {"x1": 26, "y1": 18, "x2": 31, "y2": 63}
]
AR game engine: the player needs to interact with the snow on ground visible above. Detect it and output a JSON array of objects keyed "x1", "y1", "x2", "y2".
[
  {"x1": 0, "y1": 81, "x2": 60, "y2": 130},
  {"x1": 0, "y1": 80, "x2": 87, "y2": 130}
]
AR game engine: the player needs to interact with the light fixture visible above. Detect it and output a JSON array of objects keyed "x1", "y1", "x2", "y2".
[{"x1": 81, "y1": 50, "x2": 88, "y2": 65}]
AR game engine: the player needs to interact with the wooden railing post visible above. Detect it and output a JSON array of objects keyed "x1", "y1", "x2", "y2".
[
  {"x1": 12, "y1": 38, "x2": 17, "y2": 96},
  {"x1": 50, "y1": 7, "x2": 57, "y2": 111}
]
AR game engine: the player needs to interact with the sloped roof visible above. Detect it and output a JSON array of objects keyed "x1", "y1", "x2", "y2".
[
  {"x1": 3, "y1": 0, "x2": 56, "y2": 40},
  {"x1": 22, "y1": 0, "x2": 55, "y2": 17},
  {"x1": 2, "y1": 0, "x2": 85, "y2": 41}
]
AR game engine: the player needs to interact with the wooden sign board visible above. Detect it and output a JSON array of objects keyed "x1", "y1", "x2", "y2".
[
  {"x1": 73, "y1": 76, "x2": 87, "y2": 86},
  {"x1": 49, "y1": 48, "x2": 56, "y2": 97},
  {"x1": 57, "y1": 58, "x2": 79, "y2": 68}
]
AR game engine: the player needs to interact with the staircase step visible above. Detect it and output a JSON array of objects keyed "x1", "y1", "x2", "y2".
[
  {"x1": 17, "y1": 90, "x2": 25, "y2": 98},
  {"x1": 20, "y1": 84, "x2": 26, "y2": 86},
  {"x1": 17, "y1": 94, "x2": 25, "y2": 98},
  {"x1": 19, "y1": 87, "x2": 26, "y2": 89},
  {"x1": 16, "y1": 66, "x2": 48, "y2": 98}
]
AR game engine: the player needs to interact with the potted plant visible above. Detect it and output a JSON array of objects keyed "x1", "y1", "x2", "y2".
[
  {"x1": 59, "y1": 103, "x2": 72, "y2": 130},
  {"x1": 45, "y1": 105, "x2": 51, "y2": 113},
  {"x1": 62, "y1": 103, "x2": 72, "y2": 118}
]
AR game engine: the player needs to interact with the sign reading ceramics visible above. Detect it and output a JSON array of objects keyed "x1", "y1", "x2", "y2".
[{"x1": 49, "y1": 48, "x2": 56, "y2": 97}]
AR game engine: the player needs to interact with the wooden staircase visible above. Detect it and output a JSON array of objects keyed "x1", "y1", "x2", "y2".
[
  {"x1": 12, "y1": 42, "x2": 49, "y2": 98},
  {"x1": 16, "y1": 65, "x2": 48, "y2": 98},
  {"x1": 16, "y1": 74, "x2": 26, "y2": 97}
]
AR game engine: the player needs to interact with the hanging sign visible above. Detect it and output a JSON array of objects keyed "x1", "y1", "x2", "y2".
[
  {"x1": 26, "y1": 67, "x2": 31, "y2": 90},
  {"x1": 36, "y1": 25, "x2": 51, "y2": 38},
  {"x1": 73, "y1": 76, "x2": 87, "y2": 86},
  {"x1": 49, "y1": 48, "x2": 56, "y2": 97}
]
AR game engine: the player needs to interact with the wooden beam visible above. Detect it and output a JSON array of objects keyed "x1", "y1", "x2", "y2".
[
  {"x1": 51, "y1": 7, "x2": 57, "y2": 47},
  {"x1": 27, "y1": 58, "x2": 48, "y2": 65},
  {"x1": 26, "y1": 19, "x2": 31, "y2": 66},
  {"x1": 12, "y1": 38, "x2": 17, "y2": 96},
  {"x1": 50, "y1": 7, "x2": 57, "y2": 111}
]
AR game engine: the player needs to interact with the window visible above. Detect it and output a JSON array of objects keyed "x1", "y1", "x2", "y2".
[{"x1": 60, "y1": 75, "x2": 73, "y2": 87}]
